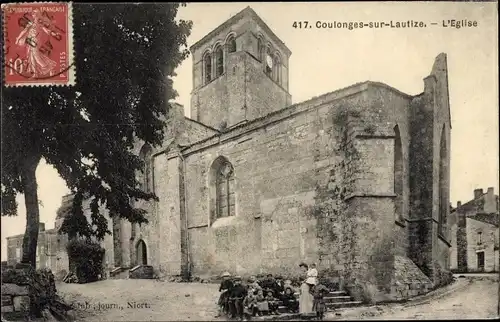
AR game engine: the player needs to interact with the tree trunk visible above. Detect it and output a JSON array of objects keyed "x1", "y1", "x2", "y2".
[{"x1": 20, "y1": 155, "x2": 41, "y2": 267}]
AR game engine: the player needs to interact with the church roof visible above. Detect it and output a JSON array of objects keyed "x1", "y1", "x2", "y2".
[
  {"x1": 181, "y1": 80, "x2": 414, "y2": 154},
  {"x1": 190, "y1": 6, "x2": 292, "y2": 56}
]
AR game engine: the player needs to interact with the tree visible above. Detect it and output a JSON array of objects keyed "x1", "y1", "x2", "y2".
[{"x1": 1, "y1": 3, "x2": 192, "y2": 267}]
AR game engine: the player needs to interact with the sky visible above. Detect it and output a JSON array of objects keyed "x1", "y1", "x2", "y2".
[{"x1": 1, "y1": 2, "x2": 498, "y2": 261}]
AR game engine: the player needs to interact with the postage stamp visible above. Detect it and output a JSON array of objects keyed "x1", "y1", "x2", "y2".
[{"x1": 2, "y1": 2, "x2": 75, "y2": 87}]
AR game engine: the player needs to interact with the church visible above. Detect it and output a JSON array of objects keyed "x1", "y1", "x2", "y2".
[{"x1": 56, "y1": 6, "x2": 453, "y2": 303}]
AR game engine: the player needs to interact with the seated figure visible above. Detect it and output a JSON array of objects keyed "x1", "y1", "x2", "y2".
[{"x1": 282, "y1": 286, "x2": 299, "y2": 313}]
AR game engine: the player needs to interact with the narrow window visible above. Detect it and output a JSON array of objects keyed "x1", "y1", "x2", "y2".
[
  {"x1": 139, "y1": 144, "x2": 153, "y2": 193},
  {"x1": 265, "y1": 48, "x2": 273, "y2": 76},
  {"x1": 204, "y1": 53, "x2": 212, "y2": 84},
  {"x1": 131, "y1": 223, "x2": 136, "y2": 240},
  {"x1": 227, "y1": 36, "x2": 236, "y2": 53},
  {"x1": 273, "y1": 55, "x2": 281, "y2": 84},
  {"x1": 215, "y1": 46, "x2": 224, "y2": 77},
  {"x1": 394, "y1": 125, "x2": 403, "y2": 222},
  {"x1": 216, "y1": 161, "x2": 235, "y2": 218},
  {"x1": 257, "y1": 38, "x2": 264, "y2": 61},
  {"x1": 477, "y1": 231, "x2": 483, "y2": 245}
]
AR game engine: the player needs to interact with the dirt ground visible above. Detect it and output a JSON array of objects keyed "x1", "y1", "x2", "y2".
[
  {"x1": 57, "y1": 279, "x2": 221, "y2": 321},
  {"x1": 56, "y1": 274, "x2": 499, "y2": 321}
]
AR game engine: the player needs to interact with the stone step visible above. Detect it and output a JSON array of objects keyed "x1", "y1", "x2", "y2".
[
  {"x1": 110, "y1": 267, "x2": 130, "y2": 279},
  {"x1": 129, "y1": 265, "x2": 154, "y2": 279},
  {"x1": 326, "y1": 301, "x2": 363, "y2": 309},
  {"x1": 327, "y1": 291, "x2": 348, "y2": 296},
  {"x1": 293, "y1": 290, "x2": 348, "y2": 297},
  {"x1": 277, "y1": 305, "x2": 294, "y2": 314},
  {"x1": 324, "y1": 295, "x2": 352, "y2": 303}
]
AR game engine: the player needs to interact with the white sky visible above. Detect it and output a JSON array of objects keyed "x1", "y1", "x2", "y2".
[{"x1": 1, "y1": 2, "x2": 498, "y2": 260}]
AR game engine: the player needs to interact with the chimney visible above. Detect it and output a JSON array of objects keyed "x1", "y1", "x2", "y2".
[
  {"x1": 474, "y1": 188, "x2": 483, "y2": 200},
  {"x1": 484, "y1": 187, "x2": 496, "y2": 213},
  {"x1": 39, "y1": 223, "x2": 45, "y2": 232},
  {"x1": 457, "y1": 201, "x2": 462, "y2": 208}
]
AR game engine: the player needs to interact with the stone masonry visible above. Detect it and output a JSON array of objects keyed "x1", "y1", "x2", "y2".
[{"x1": 48, "y1": 6, "x2": 453, "y2": 303}]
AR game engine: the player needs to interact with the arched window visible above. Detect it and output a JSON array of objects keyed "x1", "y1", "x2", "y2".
[
  {"x1": 257, "y1": 37, "x2": 264, "y2": 61},
  {"x1": 136, "y1": 239, "x2": 147, "y2": 265},
  {"x1": 209, "y1": 156, "x2": 236, "y2": 223},
  {"x1": 226, "y1": 36, "x2": 236, "y2": 53},
  {"x1": 215, "y1": 45, "x2": 224, "y2": 77},
  {"x1": 204, "y1": 52, "x2": 212, "y2": 84},
  {"x1": 139, "y1": 144, "x2": 153, "y2": 193},
  {"x1": 217, "y1": 161, "x2": 235, "y2": 218},
  {"x1": 394, "y1": 125, "x2": 403, "y2": 222},
  {"x1": 273, "y1": 54, "x2": 281, "y2": 84},
  {"x1": 265, "y1": 47, "x2": 273, "y2": 76},
  {"x1": 438, "y1": 125, "x2": 448, "y2": 235}
]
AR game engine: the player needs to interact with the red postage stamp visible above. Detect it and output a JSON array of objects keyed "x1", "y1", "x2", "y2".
[{"x1": 2, "y1": 2, "x2": 75, "y2": 86}]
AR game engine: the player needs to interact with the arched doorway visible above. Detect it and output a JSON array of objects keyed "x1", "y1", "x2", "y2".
[{"x1": 136, "y1": 239, "x2": 147, "y2": 266}]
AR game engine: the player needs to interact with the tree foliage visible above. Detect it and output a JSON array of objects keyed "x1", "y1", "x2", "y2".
[
  {"x1": 67, "y1": 238, "x2": 105, "y2": 283},
  {"x1": 1, "y1": 3, "x2": 192, "y2": 266}
]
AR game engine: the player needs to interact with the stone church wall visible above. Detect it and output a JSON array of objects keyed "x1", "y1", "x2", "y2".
[
  {"x1": 180, "y1": 82, "x2": 420, "y2": 289},
  {"x1": 183, "y1": 88, "x2": 370, "y2": 278}
]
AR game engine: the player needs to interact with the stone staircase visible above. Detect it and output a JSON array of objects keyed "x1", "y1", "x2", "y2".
[
  {"x1": 129, "y1": 265, "x2": 154, "y2": 279},
  {"x1": 323, "y1": 290, "x2": 363, "y2": 310},
  {"x1": 109, "y1": 267, "x2": 130, "y2": 279},
  {"x1": 275, "y1": 289, "x2": 362, "y2": 314}
]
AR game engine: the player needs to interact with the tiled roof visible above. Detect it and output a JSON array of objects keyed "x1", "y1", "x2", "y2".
[
  {"x1": 450, "y1": 193, "x2": 487, "y2": 213},
  {"x1": 468, "y1": 213, "x2": 499, "y2": 227}
]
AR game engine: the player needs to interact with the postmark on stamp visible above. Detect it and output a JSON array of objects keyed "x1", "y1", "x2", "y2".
[{"x1": 2, "y1": 2, "x2": 75, "y2": 87}]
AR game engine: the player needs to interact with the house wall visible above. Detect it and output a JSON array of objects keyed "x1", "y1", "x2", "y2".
[{"x1": 466, "y1": 217, "x2": 499, "y2": 272}]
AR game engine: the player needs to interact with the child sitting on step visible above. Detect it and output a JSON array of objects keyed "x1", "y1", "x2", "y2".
[
  {"x1": 282, "y1": 286, "x2": 299, "y2": 313},
  {"x1": 243, "y1": 290, "x2": 258, "y2": 318},
  {"x1": 265, "y1": 289, "x2": 279, "y2": 315},
  {"x1": 255, "y1": 289, "x2": 268, "y2": 316}
]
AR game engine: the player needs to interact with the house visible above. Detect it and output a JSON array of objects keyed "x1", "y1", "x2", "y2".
[{"x1": 450, "y1": 187, "x2": 499, "y2": 273}]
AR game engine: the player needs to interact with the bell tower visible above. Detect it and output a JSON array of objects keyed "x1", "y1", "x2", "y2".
[{"x1": 189, "y1": 7, "x2": 292, "y2": 131}]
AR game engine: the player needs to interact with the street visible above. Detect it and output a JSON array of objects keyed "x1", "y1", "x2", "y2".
[{"x1": 56, "y1": 274, "x2": 499, "y2": 321}]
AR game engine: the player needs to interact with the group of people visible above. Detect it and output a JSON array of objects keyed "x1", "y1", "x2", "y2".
[
  {"x1": 215, "y1": 273, "x2": 299, "y2": 320},
  {"x1": 215, "y1": 263, "x2": 330, "y2": 321}
]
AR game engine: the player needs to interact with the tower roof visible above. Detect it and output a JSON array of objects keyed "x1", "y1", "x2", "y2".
[{"x1": 189, "y1": 6, "x2": 292, "y2": 56}]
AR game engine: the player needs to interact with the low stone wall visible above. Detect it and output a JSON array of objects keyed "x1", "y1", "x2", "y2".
[
  {"x1": 1, "y1": 264, "x2": 73, "y2": 321},
  {"x1": 1, "y1": 283, "x2": 30, "y2": 318},
  {"x1": 1, "y1": 264, "x2": 33, "y2": 320}
]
